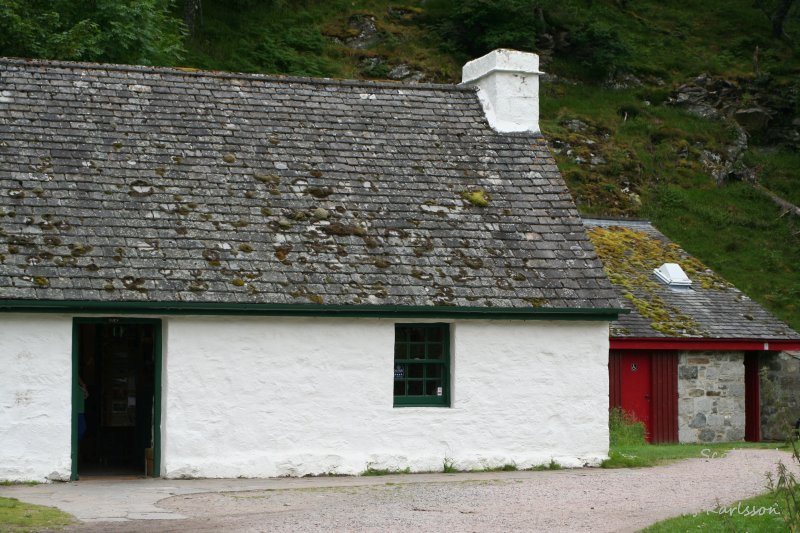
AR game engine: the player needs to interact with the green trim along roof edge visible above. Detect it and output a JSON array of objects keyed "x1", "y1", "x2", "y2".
[{"x1": 0, "y1": 299, "x2": 627, "y2": 320}]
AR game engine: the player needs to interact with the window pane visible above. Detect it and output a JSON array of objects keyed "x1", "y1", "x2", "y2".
[
  {"x1": 425, "y1": 380, "x2": 443, "y2": 396},
  {"x1": 409, "y1": 344, "x2": 425, "y2": 359},
  {"x1": 395, "y1": 327, "x2": 408, "y2": 342},
  {"x1": 394, "y1": 343, "x2": 405, "y2": 360},
  {"x1": 426, "y1": 343, "x2": 443, "y2": 359},
  {"x1": 394, "y1": 324, "x2": 449, "y2": 406},
  {"x1": 427, "y1": 327, "x2": 443, "y2": 342},
  {"x1": 408, "y1": 327, "x2": 425, "y2": 343}
]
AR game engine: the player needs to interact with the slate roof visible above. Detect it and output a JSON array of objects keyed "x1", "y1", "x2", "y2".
[
  {"x1": 0, "y1": 58, "x2": 620, "y2": 309},
  {"x1": 584, "y1": 218, "x2": 800, "y2": 340}
]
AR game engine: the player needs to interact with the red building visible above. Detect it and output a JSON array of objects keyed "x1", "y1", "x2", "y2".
[{"x1": 586, "y1": 219, "x2": 800, "y2": 443}]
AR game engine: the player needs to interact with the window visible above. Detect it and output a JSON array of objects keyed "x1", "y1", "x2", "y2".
[{"x1": 393, "y1": 323, "x2": 450, "y2": 407}]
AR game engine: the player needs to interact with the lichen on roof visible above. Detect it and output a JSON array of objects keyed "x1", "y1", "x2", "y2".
[
  {"x1": 584, "y1": 219, "x2": 800, "y2": 340},
  {"x1": 0, "y1": 58, "x2": 623, "y2": 310},
  {"x1": 587, "y1": 225, "x2": 725, "y2": 336}
]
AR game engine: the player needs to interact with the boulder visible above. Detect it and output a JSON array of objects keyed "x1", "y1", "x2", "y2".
[
  {"x1": 733, "y1": 107, "x2": 771, "y2": 132},
  {"x1": 345, "y1": 15, "x2": 380, "y2": 50},
  {"x1": 388, "y1": 64, "x2": 426, "y2": 83}
]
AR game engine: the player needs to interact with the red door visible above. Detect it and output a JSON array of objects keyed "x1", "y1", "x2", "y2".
[{"x1": 620, "y1": 353, "x2": 652, "y2": 441}]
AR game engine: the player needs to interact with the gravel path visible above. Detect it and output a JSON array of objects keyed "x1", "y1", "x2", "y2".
[{"x1": 47, "y1": 448, "x2": 796, "y2": 532}]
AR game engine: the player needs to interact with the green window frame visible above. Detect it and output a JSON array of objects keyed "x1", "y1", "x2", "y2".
[{"x1": 393, "y1": 323, "x2": 450, "y2": 407}]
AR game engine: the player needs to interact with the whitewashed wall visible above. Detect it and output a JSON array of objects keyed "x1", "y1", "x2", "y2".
[
  {"x1": 0, "y1": 315, "x2": 72, "y2": 482},
  {"x1": 163, "y1": 317, "x2": 609, "y2": 478}
]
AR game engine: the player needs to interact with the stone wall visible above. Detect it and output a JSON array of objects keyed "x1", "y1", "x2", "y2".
[
  {"x1": 678, "y1": 351, "x2": 745, "y2": 443},
  {"x1": 761, "y1": 351, "x2": 800, "y2": 441}
]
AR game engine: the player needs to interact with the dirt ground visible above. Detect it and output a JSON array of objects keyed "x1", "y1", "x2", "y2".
[{"x1": 50, "y1": 448, "x2": 795, "y2": 532}]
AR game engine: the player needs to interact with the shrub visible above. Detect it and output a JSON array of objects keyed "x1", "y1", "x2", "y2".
[
  {"x1": 609, "y1": 407, "x2": 647, "y2": 447},
  {"x1": 567, "y1": 21, "x2": 630, "y2": 80},
  {"x1": 424, "y1": 0, "x2": 541, "y2": 57},
  {"x1": 767, "y1": 438, "x2": 800, "y2": 530}
]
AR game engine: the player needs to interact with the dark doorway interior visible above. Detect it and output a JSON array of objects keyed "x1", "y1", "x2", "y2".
[
  {"x1": 77, "y1": 322, "x2": 156, "y2": 477},
  {"x1": 744, "y1": 351, "x2": 761, "y2": 442}
]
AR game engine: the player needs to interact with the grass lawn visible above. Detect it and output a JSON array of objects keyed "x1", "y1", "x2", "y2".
[
  {"x1": 0, "y1": 497, "x2": 74, "y2": 532},
  {"x1": 643, "y1": 487, "x2": 798, "y2": 532},
  {"x1": 603, "y1": 441, "x2": 786, "y2": 468}
]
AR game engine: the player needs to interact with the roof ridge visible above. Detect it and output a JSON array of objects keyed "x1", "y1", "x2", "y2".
[
  {"x1": 0, "y1": 56, "x2": 473, "y2": 92},
  {"x1": 582, "y1": 216, "x2": 653, "y2": 224}
]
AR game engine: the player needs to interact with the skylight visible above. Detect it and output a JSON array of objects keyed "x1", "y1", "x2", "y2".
[{"x1": 653, "y1": 263, "x2": 692, "y2": 287}]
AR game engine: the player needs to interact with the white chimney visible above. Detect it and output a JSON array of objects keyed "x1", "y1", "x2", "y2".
[{"x1": 461, "y1": 49, "x2": 543, "y2": 134}]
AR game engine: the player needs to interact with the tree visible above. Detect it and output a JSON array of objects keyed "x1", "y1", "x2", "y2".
[
  {"x1": 425, "y1": 0, "x2": 541, "y2": 57},
  {"x1": 0, "y1": 0, "x2": 185, "y2": 65},
  {"x1": 755, "y1": 0, "x2": 798, "y2": 38},
  {"x1": 183, "y1": 0, "x2": 202, "y2": 37}
]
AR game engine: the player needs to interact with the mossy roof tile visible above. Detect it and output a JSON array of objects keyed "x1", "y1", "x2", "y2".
[
  {"x1": 584, "y1": 218, "x2": 799, "y2": 340},
  {"x1": 0, "y1": 58, "x2": 619, "y2": 310}
]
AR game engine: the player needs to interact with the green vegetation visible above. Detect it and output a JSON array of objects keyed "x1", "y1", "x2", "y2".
[
  {"x1": 608, "y1": 407, "x2": 647, "y2": 447},
  {"x1": 0, "y1": 0, "x2": 184, "y2": 65},
  {"x1": 460, "y1": 189, "x2": 490, "y2": 207},
  {"x1": 424, "y1": 0, "x2": 540, "y2": 58},
  {"x1": 0, "y1": 0, "x2": 798, "y2": 330},
  {"x1": 361, "y1": 465, "x2": 411, "y2": 476},
  {"x1": 646, "y1": 437, "x2": 799, "y2": 531},
  {"x1": 530, "y1": 459, "x2": 562, "y2": 471},
  {"x1": 643, "y1": 488, "x2": 795, "y2": 532},
  {"x1": 0, "y1": 496, "x2": 74, "y2": 532},
  {"x1": 603, "y1": 408, "x2": 785, "y2": 468},
  {"x1": 649, "y1": 183, "x2": 800, "y2": 331},
  {"x1": 603, "y1": 441, "x2": 783, "y2": 469},
  {"x1": 588, "y1": 227, "x2": 730, "y2": 335},
  {"x1": 484, "y1": 463, "x2": 519, "y2": 472},
  {"x1": 767, "y1": 438, "x2": 800, "y2": 530}
]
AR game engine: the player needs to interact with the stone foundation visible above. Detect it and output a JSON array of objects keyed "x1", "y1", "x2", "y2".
[
  {"x1": 760, "y1": 350, "x2": 800, "y2": 441},
  {"x1": 678, "y1": 351, "x2": 745, "y2": 443}
]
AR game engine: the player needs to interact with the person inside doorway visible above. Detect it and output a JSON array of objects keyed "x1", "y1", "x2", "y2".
[{"x1": 77, "y1": 377, "x2": 89, "y2": 441}]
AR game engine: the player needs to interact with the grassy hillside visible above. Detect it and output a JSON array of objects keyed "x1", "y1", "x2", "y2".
[{"x1": 185, "y1": 1, "x2": 798, "y2": 329}]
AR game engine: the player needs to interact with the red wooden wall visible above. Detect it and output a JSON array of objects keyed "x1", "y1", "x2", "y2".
[{"x1": 650, "y1": 351, "x2": 678, "y2": 443}]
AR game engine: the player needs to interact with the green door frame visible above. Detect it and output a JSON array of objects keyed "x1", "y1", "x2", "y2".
[{"x1": 71, "y1": 317, "x2": 163, "y2": 480}]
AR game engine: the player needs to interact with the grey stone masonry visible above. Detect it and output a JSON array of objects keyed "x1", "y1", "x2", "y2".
[
  {"x1": 678, "y1": 351, "x2": 745, "y2": 443},
  {"x1": 0, "y1": 58, "x2": 620, "y2": 310},
  {"x1": 761, "y1": 351, "x2": 800, "y2": 440}
]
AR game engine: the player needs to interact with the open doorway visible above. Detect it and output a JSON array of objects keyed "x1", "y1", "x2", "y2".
[
  {"x1": 72, "y1": 318, "x2": 162, "y2": 479},
  {"x1": 744, "y1": 351, "x2": 761, "y2": 442}
]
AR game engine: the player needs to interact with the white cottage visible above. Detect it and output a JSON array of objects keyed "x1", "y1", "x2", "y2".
[{"x1": 0, "y1": 50, "x2": 622, "y2": 482}]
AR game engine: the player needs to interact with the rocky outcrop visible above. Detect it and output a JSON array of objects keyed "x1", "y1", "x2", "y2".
[
  {"x1": 668, "y1": 73, "x2": 800, "y2": 194},
  {"x1": 669, "y1": 73, "x2": 799, "y2": 146},
  {"x1": 344, "y1": 15, "x2": 381, "y2": 50},
  {"x1": 733, "y1": 107, "x2": 772, "y2": 132}
]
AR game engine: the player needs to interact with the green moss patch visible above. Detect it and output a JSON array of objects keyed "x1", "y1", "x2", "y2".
[
  {"x1": 588, "y1": 226, "x2": 731, "y2": 335},
  {"x1": 460, "y1": 189, "x2": 490, "y2": 207}
]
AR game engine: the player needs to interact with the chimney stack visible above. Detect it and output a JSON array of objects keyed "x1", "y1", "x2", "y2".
[{"x1": 461, "y1": 49, "x2": 543, "y2": 134}]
